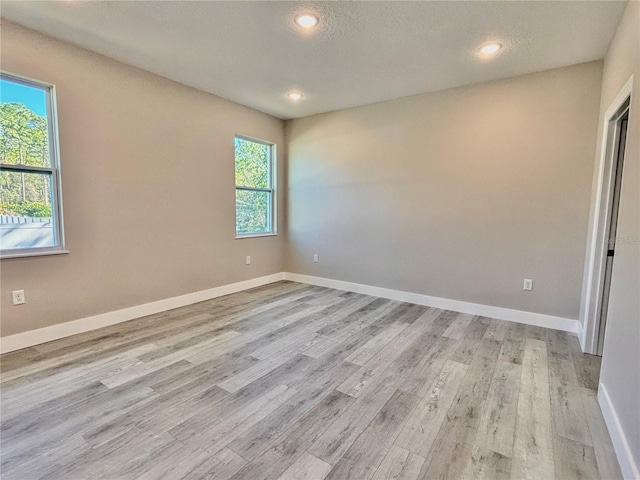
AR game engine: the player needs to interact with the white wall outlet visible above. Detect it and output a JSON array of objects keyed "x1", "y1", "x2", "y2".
[
  {"x1": 245, "y1": 256, "x2": 251, "y2": 265},
  {"x1": 12, "y1": 290, "x2": 26, "y2": 305},
  {"x1": 523, "y1": 279, "x2": 533, "y2": 291},
  {"x1": 313, "y1": 254, "x2": 319, "y2": 263}
]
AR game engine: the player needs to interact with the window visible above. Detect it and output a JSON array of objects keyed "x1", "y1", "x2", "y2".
[
  {"x1": 235, "y1": 135, "x2": 276, "y2": 237},
  {"x1": 0, "y1": 73, "x2": 65, "y2": 257}
]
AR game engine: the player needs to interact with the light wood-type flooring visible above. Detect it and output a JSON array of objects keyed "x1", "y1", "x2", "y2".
[{"x1": 0, "y1": 281, "x2": 622, "y2": 480}]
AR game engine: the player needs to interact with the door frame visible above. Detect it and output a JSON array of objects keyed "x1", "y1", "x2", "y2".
[{"x1": 580, "y1": 75, "x2": 633, "y2": 355}]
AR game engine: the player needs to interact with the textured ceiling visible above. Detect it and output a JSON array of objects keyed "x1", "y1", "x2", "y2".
[{"x1": 1, "y1": 1, "x2": 627, "y2": 119}]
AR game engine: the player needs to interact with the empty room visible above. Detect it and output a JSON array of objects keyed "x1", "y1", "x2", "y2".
[{"x1": 0, "y1": 1, "x2": 638, "y2": 479}]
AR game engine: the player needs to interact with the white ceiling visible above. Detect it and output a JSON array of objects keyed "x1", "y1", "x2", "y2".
[{"x1": 1, "y1": 1, "x2": 627, "y2": 120}]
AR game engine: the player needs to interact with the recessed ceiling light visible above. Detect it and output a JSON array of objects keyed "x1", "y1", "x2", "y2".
[
  {"x1": 287, "y1": 92, "x2": 303, "y2": 101},
  {"x1": 296, "y1": 14, "x2": 319, "y2": 28},
  {"x1": 479, "y1": 43, "x2": 502, "y2": 55}
]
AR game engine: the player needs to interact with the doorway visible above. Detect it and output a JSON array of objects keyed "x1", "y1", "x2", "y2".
[
  {"x1": 581, "y1": 75, "x2": 633, "y2": 357},
  {"x1": 596, "y1": 106, "x2": 629, "y2": 356}
]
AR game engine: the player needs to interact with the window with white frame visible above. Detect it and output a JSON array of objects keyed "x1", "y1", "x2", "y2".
[
  {"x1": 0, "y1": 73, "x2": 65, "y2": 257},
  {"x1": 235, "y1": 136, "x2": 276, "y2": 236}
]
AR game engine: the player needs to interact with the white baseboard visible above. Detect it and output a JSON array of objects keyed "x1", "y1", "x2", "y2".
[
  {"x1": 1, "y1": 271, "x2": 582, "y2": 355},
  {"x1": 283, "y1": 272, "x2": 581, "y2": 334},
  {"x1": 577, "y1": 320, "x2": 586, "y2": 351},
  {"x1": 598, "y1": 383, "x2": 640, "y2": 479},
  {"x1": 0, "y1": 272, "x2": 285, "y2": 354}
]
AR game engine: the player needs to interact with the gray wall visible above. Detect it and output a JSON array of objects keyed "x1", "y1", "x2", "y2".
[
  {"x1": 0, "y1": 20, "x2": 286, "y2": 336},
  {"x1": 285, "y1": 61, "x2": 603, "y2": 321},
  {"x1": 594, "y1": 1, "x2": 640, "y2": 473}
]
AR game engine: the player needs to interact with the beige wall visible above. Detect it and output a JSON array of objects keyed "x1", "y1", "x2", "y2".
[
  {"x1": 286, "y1": 61, "x2": 603, "y2": 321},
  {"x1": 0, "y1": 20, "x2": 286, "y2": 336},
  {"x1": 593, "y1": 1, "x2": 640, "y2": 473},
  {"x1": 0, "y1": 21, "x2": 615, "y2": 345}
]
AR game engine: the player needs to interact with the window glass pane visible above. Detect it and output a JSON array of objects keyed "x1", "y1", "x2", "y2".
[
  {"x1": 0, "y1": 170, "x2": 55, "y2": 249},
  {"x1": 0, "y1": 78, "x2": 51, "y2": 167},
  {"x1": 236, "y1": 189, "x2": 269, "y2": 235},
  {"x1": 235, "y1": 137, "x2": 269, "y2": 188}
]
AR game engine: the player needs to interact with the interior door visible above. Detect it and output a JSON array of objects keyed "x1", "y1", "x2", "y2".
[{"x1": 597, "y1": 109, "x2": 629, "y2": 356}]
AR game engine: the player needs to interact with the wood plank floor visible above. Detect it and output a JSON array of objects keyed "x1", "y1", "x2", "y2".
[{"x1": 0, "y1": 281, "x2": 622, "y2": 480}]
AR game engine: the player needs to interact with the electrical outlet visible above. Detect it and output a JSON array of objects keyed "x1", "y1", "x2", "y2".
[
  {"x1": 245, "y1": 256, "x2": 251, "y2": 265},
  {"x1": 313, "y1": 254, "x2": 319, "y2": 263},
  {"x1": 12, "y1": 290, "x2": 25, "y2": 305},
  {"x1": 523, "y1": 279, "x2": 533, "y2": 291}
]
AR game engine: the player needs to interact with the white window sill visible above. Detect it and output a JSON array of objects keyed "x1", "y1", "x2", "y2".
[
  {"x1": 1, "y1": 249, "x2": 70, "y2": 260},
  {"x1": 235, "y1": 233, "x2": 278, "y2": 239}
]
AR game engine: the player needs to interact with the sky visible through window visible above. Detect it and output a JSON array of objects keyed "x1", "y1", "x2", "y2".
[{"x1": 0, "y1": 79, "x2": 47, "y2": 116}]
